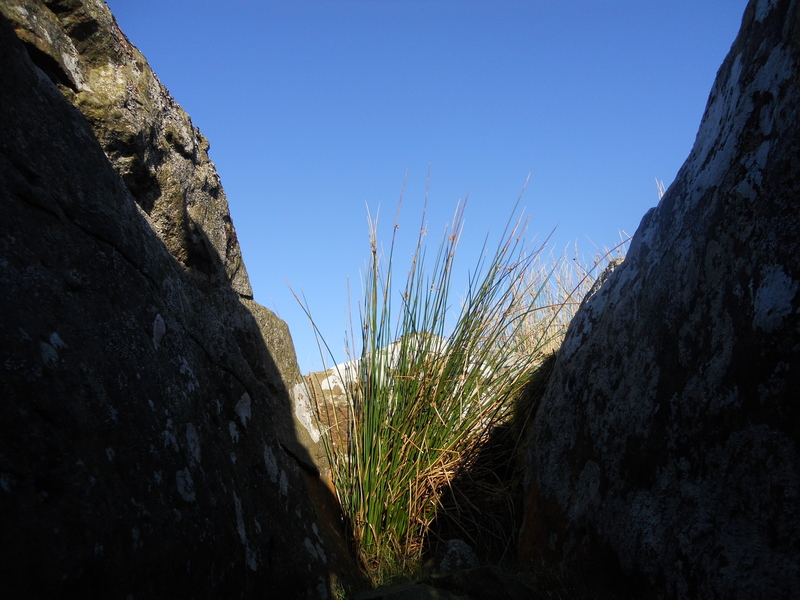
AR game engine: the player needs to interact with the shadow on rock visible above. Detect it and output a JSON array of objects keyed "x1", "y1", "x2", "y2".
[
  {"x1": 425, "y1": 354, "x2": 557, "y2": 565},
  {"x1": 0, "y1": 5, "x2": 360, "y2": 597}
]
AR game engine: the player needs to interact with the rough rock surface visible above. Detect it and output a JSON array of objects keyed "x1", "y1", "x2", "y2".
[
  {"x1": 0, "y1": 3, "x2": 349, "y2": 597},
  {"x1": 304, "y1": 369, "x2": 350, "y2": 482},
  {"x1": 0, "y1": 0, "x2": 334, "y2": 476},
  {"x1": 521, "y1": 1, "x2": 800, "y2": 598},
  {"x1": 1, "y1": 0, "x2": 251, "y2": 296}
]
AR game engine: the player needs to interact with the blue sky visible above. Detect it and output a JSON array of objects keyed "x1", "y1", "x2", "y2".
[{"x1": 106, "y1": 0, "x2": 748, "y2": 373}]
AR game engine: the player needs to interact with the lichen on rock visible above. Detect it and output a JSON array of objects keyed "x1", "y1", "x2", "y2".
[
  {"x1": 1, "y1": 0, "x2": 252, "y2": 296},
  {"x1": 0, "y1": 2, "x2": 354, "y2": 596},
  {"x1": 521, "y1": 1, "x2": 800, "y2": 598}
]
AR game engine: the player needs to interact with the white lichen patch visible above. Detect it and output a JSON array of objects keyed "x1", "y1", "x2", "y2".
[
  {"x1": 319, "y1": 372, "x2": 346, "y2": 392},
  {"x1": 690, "y1": 52, "x2": 744, "y2": 192},
  {"x1": 39, "y1": 341, "x2": 59, "y2": 365},
  {"x1": 304, "y1": 537, "x2": 327, "y2": 564},
  {"x1": 231, "y1": 492, "x2": 259, "y2": 571},
  {"x1": 263, "y1": 445, "x2": 279, "y2": 483},
  {"x1": 152, "y1": 313, "x2": 165, "y2": 350},
  {"x1": 753, "y1": 265, "x2": 798, "y2": 332},
  {"x1": 246, "y1": 545, "x2": 258, "y2": 572},
  {"x1": 228, "y1": 421, "x2": 239, "y2": 443},
  {"x1": 49, "y1": 332, "x2": 67, "y2": 349},
  {"x1": 234, "y1": 492, "x2": 246, "y2": 544},
  {"x1": 753, "y1": 42, "x2": 794, "y2": 94},
  {"x1": 162, "y1": 420, "x2": 179, "y2": 451},
  {"x1": 741, "y1": 140, "x2": 771, "y2": 191},
  {"x1": 186, "y1": 423, "x2": 201, "y2": 464},
  {"x1": 279, "y1": 470, "x2": 289, "y2": 496},
  {"x1": 235, "y1": 393, "x2": 251, "y2": 427},
  {"x1": 756, "y1": 0, "x2": 779, "y2": 22},
  {"x1": 176, "y1": 468, "x2": 196, "y2": 502},
  {"x1": 178, "y1": 357, "x2": 197, "y2": 392},
  {"x1": 292, "y1": 383, "x2": 321, "y2": 443}
]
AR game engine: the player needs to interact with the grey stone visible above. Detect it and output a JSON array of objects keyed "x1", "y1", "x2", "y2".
[
  {"x1": 0, "y1": 4, "x2": 352, "y2": 596},
  {"x1": 0, "y1": 0, "x2": 252, "y2": 296},
  {"x1": 521, "y1": 1, "x2": 800, "y2": 598},
  {"x1": 0, "y1": 0, "x2": 328, "y2": 474},
  {"x1": 434, "y1": 540, "x2": 479, "y2": 575},
  {"x1": 579, "y1": 256, "x2": 624, "y2": 309}
]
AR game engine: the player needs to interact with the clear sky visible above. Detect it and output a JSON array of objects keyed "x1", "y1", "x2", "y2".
[{"x1": 105, "y1": 0, "x2": 748, "y2": 373}]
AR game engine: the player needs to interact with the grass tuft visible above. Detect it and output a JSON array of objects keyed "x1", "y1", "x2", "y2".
[{"x1": 297, "y1": 182, "x2": 627, "y2": 587}]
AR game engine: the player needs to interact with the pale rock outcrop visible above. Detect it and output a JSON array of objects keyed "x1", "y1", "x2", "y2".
[
  {"x1": 304, "y1": 332, "x2": 451, "y2": 479},
  {"x1": 0, "y1": 2, "x2": 353, "y2": 596},
  {"x1": 521, "y1": 1, "x2": 800, "y2": 598}
]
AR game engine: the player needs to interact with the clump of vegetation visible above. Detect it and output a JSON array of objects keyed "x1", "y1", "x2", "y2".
[{"x1": 299, "y1": 184, "x2": 626, "y2": 587}]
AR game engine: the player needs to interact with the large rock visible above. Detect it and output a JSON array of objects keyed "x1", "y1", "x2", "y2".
[
  {"x1": 0, "y1": 4, "x2": 350, "y2": 597},
  {"x1": 0, "y1": 0, "x2": 329, "y2": 460},
  {"x1": 521, "y1": 1, "x2": 800, "y2": 598},
  {"x1": 1, "y1": 0, "x2": 251, "y2": 296}
]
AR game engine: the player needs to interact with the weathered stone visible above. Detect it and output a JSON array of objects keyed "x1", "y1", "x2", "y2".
[
  {"x1": 2, "y1": 0, "x2": 338, "y2": 479},
  {"x1": 521, "y1": 1, "x2": 800, "y2": 598},
  {"x1": 1, "y1": 0, "x2": 251, "y2": 297},
  {"x1": 432, "y1": 540, "x2": 478, "y2": 575},
  {"x1": 1, "y1": 0, "x2": 335, "y2": 478},
  {"x1": 579, "y1": 256, "x2": 624, "y2": 309},
  {"x1": 0, "y1": 6, "x2": 354, "y2": 597},
  {"x1": 305, "y1": 368, "x2": 351, "y2": 482}
]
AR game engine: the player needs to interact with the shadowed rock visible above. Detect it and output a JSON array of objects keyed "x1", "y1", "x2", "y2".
[
  {"x1": 0, "y1": 2, "x2": 355, "y2": 596},
  {"x1": 521, "y1": 1, "x2": 800, "y2": 598},
  {"x1": 1, "y1": 0, "x2": 251, "y2": 295}
]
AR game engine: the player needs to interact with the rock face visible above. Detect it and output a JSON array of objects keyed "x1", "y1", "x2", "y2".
[
  {"x1": 521, "y1": 1, "x2": 800, "y2": 598},
  {"x1": 0, "y1": 2, "x2": 346, "y2": 597},
  {"x1": 2, "y1": 0, "x2": 250, "y2": 296}
]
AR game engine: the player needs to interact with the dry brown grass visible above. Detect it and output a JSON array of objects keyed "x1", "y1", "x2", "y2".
[{"x1": 298, "y1": 191, "x2": 629, "y2": 585}]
